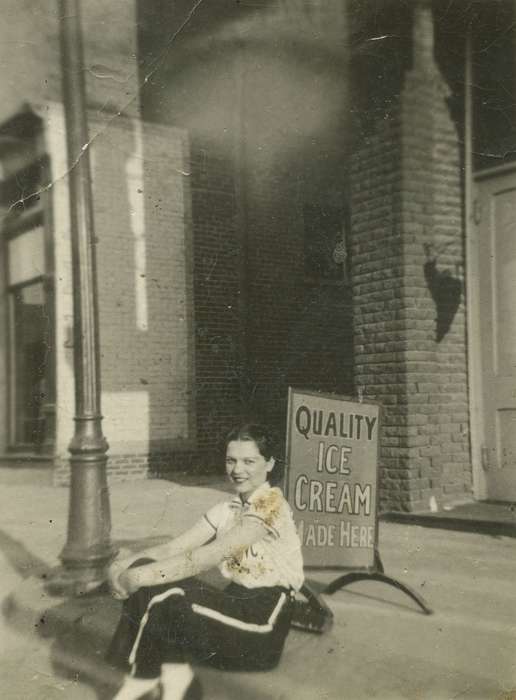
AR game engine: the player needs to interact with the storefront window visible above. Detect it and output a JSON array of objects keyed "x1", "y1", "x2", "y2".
[
  {"x1": 9, "y1": 281, "x2": 50, "y2": 446},
  {"x1": 0, "y1": 110, "x2": 55, "y2": 452}
]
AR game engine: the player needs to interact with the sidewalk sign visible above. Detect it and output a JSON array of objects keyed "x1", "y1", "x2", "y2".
[
  {"x1": 284, "y1": 387, "x2": 432, "y2": 615},
  {"x1": 284, "y1": 387, "x2": 381, "y2": 569}
]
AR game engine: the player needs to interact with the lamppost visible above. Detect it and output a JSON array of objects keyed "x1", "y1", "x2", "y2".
[{"x1": 54, "y1": 0, "x2": 116, "y2": 594}]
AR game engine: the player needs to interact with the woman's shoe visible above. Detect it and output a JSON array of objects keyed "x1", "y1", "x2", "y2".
[
  {"x1": 157, "y1": 675, "x2": 203, "y2": 700},
  {"x1": 140, "y1": 686, "x2": 162, "y2": 700}
]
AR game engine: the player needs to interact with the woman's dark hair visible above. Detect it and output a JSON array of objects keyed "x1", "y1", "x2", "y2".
[{"x1": 224, "y1": 423, "x2": 284, "y2": 485}]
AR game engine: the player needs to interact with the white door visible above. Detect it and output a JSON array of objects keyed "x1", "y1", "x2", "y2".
[{"x1": 475, "y1": 168, "x2": 516, "y2": 501}]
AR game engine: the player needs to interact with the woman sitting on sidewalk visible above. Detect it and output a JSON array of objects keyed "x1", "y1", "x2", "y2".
[{"x1": 106, "y1": 423, "x2": 304, "y2": 700}]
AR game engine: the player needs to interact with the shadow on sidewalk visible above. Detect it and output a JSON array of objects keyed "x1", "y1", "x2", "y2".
[
  {"x1": 1, "y1": 533, "x2": 183, "y2": 699},
  {"x1": 43, "y1": 593, "x2": 123, "y2": 700},
  {"x1": 0, "y1": 528, "x2": 51, "y2": 579}
]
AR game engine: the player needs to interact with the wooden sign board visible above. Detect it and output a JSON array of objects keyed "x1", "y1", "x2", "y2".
[{"x1": 284, "y1": 387, "x2": 381, "y2": 569}]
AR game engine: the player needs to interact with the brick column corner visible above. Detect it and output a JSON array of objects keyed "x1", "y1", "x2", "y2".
[{"x1": 350, "y1": 2, "x2": 470, "y2": 512}]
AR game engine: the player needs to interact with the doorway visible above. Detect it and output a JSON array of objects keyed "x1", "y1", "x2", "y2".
[{"x1": 473, "y1": 166, "x2": 516, "y2": 501}]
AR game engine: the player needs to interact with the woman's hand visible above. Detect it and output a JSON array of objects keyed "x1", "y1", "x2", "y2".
[
  {"x1": 117, "y1": 569, "x2": 141, "y2": 597},
  {"x1": 107, "y1": 559, "x2": 131, "y2": 600}
]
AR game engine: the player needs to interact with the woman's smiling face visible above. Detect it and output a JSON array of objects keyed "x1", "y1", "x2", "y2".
[{"x1": 225, "y1": 439, "x2": 274, "y2": 498}]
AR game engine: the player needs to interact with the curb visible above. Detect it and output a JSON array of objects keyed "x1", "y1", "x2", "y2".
[{"x1": 380, "y1": 512, "x2": 516, "y2": 538}]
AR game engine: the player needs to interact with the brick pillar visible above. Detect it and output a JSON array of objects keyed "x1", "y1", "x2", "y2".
[{"x1": 350, "y1": 2, "x2": 471, "y2": 512}]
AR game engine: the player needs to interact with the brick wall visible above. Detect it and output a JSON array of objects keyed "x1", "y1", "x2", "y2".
[
  {"x1": 183, "y1": 137, "x2": 356, "y2": 469},
  {"x1": 350, "y1": 4, "x2": 471, "y2": 512},
  {"x1": 94, "y1": 118, "x2": 194, "y2": 452},
  {"x1": 245, "y1": 154, "x2": 306, "y2": 426},
  {"x1": 245, "y1": 154, "x2": 354, "y2": 436},
  {"x1": 189, "y1": 138, "x2": 244, "y2": 456},
  {"x1": 51, "y1": 110, "x2": 196, "y2": 484},
  {"x1": 2, "y1": 2, "x2": 473, "y2": 501},
  {"x1": 187, "y1": 138, "x2": 355, "y2": 454}
]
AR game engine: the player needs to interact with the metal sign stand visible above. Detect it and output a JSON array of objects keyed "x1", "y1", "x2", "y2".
[
  {"x1": 323, "y1": 550, "x2": 432, "y2": 615},
  {"x1": 293, "y1": 550, "x2": 432, "y2": 635}
]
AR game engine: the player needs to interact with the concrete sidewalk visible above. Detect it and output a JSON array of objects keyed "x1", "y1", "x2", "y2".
[{"x1": 1, "y1": 476, "x2": 516, "y2": 699}]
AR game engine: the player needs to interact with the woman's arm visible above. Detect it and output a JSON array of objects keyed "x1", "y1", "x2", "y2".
[
  {"x1": 119, "y1": 517, "x2": 267, "y2": 593},
  {"x1": 107, "y1": 516, "x2": 215, "y2": 596},
  {"x1": 121, "y1": 517, "x2": 216, "y2": 566}
]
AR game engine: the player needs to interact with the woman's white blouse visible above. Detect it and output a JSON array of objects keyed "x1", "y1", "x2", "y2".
[{"x1": 204, "y1": 482, "x2": 304, "y2": 592}]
